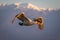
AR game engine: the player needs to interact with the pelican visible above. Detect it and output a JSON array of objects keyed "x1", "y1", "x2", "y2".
[{"x1": 12, "y1": 12, "x2": 44, "y2": 30}]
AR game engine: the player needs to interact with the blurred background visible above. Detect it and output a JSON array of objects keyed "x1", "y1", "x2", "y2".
[{"x1": 0, "y1": 0, "x2": 60, "y2": 40}]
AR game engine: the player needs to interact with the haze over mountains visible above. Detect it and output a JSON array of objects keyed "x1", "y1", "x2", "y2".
[
  {"x1": 0, "y1": 3, "x2": 59, "y2": 18},
  {"x1": 0, "y1": 3, "x2": 60, "y2": 40},
  {"x1": 0, "y1": 3, "x2": 58, "y2": 11}
]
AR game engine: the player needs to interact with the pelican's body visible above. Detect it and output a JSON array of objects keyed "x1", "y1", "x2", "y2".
[
  {"x1": 15, "y1": 12, "x2": 35, "y2": 26},
  {"x1": 12, "y1": 12, "x2": 44, "y2": 30}
]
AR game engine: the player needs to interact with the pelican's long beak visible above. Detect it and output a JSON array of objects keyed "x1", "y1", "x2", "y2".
[
  {"x1": 12, "y1": 17, "x2": 16, "y2": 24},
  {"x1": 12, "y1": 14, "x2": 19, "y2": 24}
]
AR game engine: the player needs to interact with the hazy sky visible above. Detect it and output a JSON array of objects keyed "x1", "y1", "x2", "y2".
[
  {"x1": 0, "y1": 0, "x2": 60, "y2": 40},
  {"x1": 0, "y1": 0, "x2": 60, "y2": 9}
]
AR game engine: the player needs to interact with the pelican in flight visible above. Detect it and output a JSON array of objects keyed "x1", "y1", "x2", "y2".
[{"x1": 12, "y1": 12, "x2": 44, "y2": 30}]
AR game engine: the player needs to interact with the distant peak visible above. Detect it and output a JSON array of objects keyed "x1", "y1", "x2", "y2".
[
  {"x1": 0, "y1": 3, "x2": 7, "y2": 6},
  {"x1": 14, "y1": 2, "x2": 20, "y2": 8},
  {"x1": 22, "y1": 3, "x2": 40, "y2": 11},
  {"x1": 27, "y1": 3, "x2": 33, "y2": 6},
  {"x1": 14, "y1": 2, "x2": 20, "y2": 6},
  {"x1": 48, "y1": 8, "x2": 57, "y2": 11}
]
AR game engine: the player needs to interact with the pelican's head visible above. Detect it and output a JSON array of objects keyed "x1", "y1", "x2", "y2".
[{"x1": 33, "y1": 17, "x2": 43, "y2": 23}]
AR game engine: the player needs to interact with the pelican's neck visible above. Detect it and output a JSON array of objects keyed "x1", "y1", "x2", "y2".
[{"x1": 33, "y1": 21, "x2": 37, "y2": 24}]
